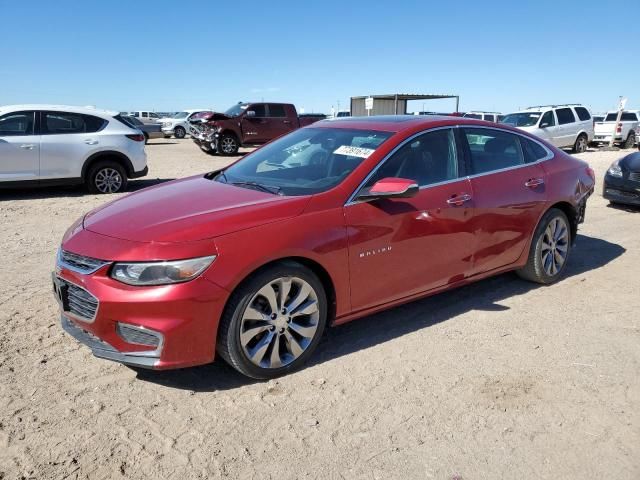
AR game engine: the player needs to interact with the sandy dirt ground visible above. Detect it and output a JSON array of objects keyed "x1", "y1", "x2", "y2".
[{"x1": 0, "y1": 139, "x2": 639, "y2": 480}]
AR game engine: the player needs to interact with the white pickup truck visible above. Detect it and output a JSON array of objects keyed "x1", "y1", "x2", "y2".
[{"x1": 593, "y1": 110, "x2": 639, "y2": 148}]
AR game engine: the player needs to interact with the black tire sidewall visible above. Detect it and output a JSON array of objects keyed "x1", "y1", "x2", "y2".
[
  {"x1": 218, "y1": 263, "x2": 327, "y2": 380},
  {"x1": 530, "y1": 209, "x2": 571, "y2": 284},
  {"x1": 86, "y1": 161, "x2": 128, "y2": 194}
]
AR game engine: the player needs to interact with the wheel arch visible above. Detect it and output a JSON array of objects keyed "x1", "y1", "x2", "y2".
[
  {"x1": 217, "y1": 256, "x2": 338, "y2": 341},
  {"x1": 546, "y1": 201, "x2": 578, "y2": 242},
  {"x1": 81, "y1": 151, "x2": 134, "y2": 180}
]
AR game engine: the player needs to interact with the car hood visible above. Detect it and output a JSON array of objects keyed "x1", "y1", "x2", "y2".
[
  {"x1": 620, "y1": 152, "x2": 640, "y2": 171},
  {"x1": 83, "y1": 175, "x2": 310, "y2": 243}
]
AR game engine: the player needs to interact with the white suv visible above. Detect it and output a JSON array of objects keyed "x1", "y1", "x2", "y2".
[
  {"x1": 501, "y1": 104, "x2": 594, "y2": 153},
  {"x1": 0, "y1": 105, "x2": 148, "y2": 194},
  {"x1": 159, "y1": 109, "x2": 210, "y2": 138}
]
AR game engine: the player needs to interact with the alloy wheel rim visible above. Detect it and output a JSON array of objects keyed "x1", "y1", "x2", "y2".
[
  {"x1": 541, "y1": 217, "x2": 569, "y2": 276},
  {"x1": 577, "y1": 137, "x2": 586, "y2": 152},
  {"x1": 240, "y1": 276, "x2": 319, "y2": 369},
  {"x1": 95, "y1": 168, "x2": 122, "y2": 193},
  {"x1": 221, "y1": 138, "x2": 236, "y2": 153}
]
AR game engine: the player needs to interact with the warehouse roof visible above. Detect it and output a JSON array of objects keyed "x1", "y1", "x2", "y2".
[{"x1": 350, "y1": 93, "x2": 458, "y2": 101}]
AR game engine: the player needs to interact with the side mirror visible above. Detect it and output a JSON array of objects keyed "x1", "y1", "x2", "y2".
[
  {"x1": 539, "y1": 121, "x2": 550, "y2": 128},
  {"x1": 357, "y1": 177, "x2": 419, "y2": 201},
  {"x1": 246, "y1": 110, "x2": 256, "y2": 117}
]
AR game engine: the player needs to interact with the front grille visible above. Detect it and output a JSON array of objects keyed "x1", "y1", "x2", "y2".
[
  {"x1": 629, "y1": 172, "x2": 640, "y2": 182},
  {"x1": 116, "y1": 323, "x2": 162, "y2": 348},
  {"x1": 59, "y1": 250, "x2": 109, "y2": 274},
  {"x1": 60, "y1": 279, "x2": 99, "y2": 322},
  {"x1": 605, "y1": 188, "x2": 639, "y2": 199}
]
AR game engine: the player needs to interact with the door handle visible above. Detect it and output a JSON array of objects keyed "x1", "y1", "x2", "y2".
[
  {"x1": 446, "y1": 193, "x2": 472, "y2": 206},
  {"x1": 283, "y1": 120, "x2": 291, "y2": 124},
  {"x1": 525, "y1": 178, "x2": 544, "y2": 188},
  {"x1": 20, "y1": 144, "x2": 35, "y2": 150},
  {"x1": 84, "y1": 139, "x2": 98, "y2": 145}
]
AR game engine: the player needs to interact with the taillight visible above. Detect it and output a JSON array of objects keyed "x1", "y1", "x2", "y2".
[
  {"x1": 126, "y1": 134, "x2": 145, "y2": 142},
  {"x1": 616, "y1": 123, "x2": 622, "y2": 133}
]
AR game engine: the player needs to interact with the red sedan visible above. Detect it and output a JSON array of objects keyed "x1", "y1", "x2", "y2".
[{"x1": 54, "y1": 116, "x2": 595, "y2": 379}]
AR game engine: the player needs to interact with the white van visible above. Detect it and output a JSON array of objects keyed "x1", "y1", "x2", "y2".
[{"x1": 501, "y1": 104, "x2": 594, "y2": 153}]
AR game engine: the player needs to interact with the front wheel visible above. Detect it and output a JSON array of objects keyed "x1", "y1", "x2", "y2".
[
  {"x1": 174, "y1": 126, "x2": 186, "y2": 139},
  {"x1": 573, "y1": 134, "x2": 588, "y2": 153},
  {"x1": 623, "y1": 132, "x2": 635, "y2": 149},
  {"x1": 218, "y1": 134, "x2": 239, "y2": 155},
  {"x1": 517, "y1": 208, "x2": 571, "y2": 284},
  {"x1": 217, "y1": 262, "x2": 327, "y2": 379}
]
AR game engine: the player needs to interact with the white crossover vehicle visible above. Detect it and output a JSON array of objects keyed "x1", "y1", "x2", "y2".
[
  {"x1": 0, "y1": 105, "x2": 148, "y2": 193},
  {"x1": 159, "y1": 109, "x2": 210, "y2": 138},
  {"x1": 501, "y1": 104, "x2": 594, "y2": 153}
]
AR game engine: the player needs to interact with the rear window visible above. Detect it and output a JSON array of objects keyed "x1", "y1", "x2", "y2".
[
  {"x1": 574, "y1": 107, "x2": 591, "y2": 121},
  {"x1": 603, "y1": 112, "x2": 639, "y2": 122},
  {"x1": 42, "y1": 112, "x2": 107, "y2": 134},
  {"x1": 555, "y1": 108, "x2": 576, "y2": 125}
]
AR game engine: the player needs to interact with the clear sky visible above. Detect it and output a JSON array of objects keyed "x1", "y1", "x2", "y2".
[{"x1": 1, "y1": 0, "x2": 637, "y2": 115}]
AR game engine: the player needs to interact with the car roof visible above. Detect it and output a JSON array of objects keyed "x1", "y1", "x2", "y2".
[
  {"x1": 0, "y1": 104, "x2": 118, "y2": 117},
  {"x1": 314, "y1": 115, "x2": 505, "y2": 133}
]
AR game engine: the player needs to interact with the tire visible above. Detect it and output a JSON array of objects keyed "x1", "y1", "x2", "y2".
[
  {"x1": 623, "y1": 132, "x2": 635, "y2": 149},
  {"x1": 217, "y1": 262, "x2": 327, "y2": 380},
  {"x1": 174, "y1": 126, "x2": 186, "y2": 139},
  {"x1": 573, "y1": 134, "x2": 588, "y2": 153},
  {"x1": 517, "y1": 208, "x2": 571, "y2": 284},
  {"x1": 143, "y1": 132, "x2": 149, "y2": 144},
  {"x1": 218, "y1": 133, "x2": 239, "y2": 156},
  {"x1": 86, "y1": 160, "x2": 128, "y2": 194}
]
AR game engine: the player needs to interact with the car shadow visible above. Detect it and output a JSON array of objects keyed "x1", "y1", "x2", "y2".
[
  {"x1": 136, "y1": 233, "x2": 625, "y2": 392},
  {"x1": 146, "y1": 141, "x2": 178, "y2": 145},
  {"x1": 0, "y1": 178, "x2": 175, "y2": 200},
  {"x1": 606, "y1": 202, "x2": 640, "y2": 213}
]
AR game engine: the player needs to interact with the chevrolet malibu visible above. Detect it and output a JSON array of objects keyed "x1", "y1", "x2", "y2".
[{"x1": 54, "y1": 116, "x2": 595, "y2": 379}]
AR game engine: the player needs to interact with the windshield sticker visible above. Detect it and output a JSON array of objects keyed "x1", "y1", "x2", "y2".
[{"x1": 333, "y1": 145, "x2": 376, "y2": 158}]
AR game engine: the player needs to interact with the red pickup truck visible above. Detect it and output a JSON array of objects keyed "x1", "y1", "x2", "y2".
[{"x1": 189, "y1": 102, "x2": 326, "y2": 155}]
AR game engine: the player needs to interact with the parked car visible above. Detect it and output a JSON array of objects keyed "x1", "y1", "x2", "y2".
[
  {"x1": 501, "y1": 104, "x2": 594, "y2": 153},
  {"x1": 463, "y1": 111, "x2": 503, "y2": 122},
  {"x1": 0, "y1": 105, "x2": 147, "y2": 193},
  {"x1": 603, "y1": 152, "x2": 640, "y2": 206},
  {"x1": 593, "y1": 110, "x2": 639, "y2": 148},
  {"x1": 54, "y1": 115, "x2": 594, "y2": 379},
  {"x1": 120, "y1": 116, "x2": 164, "y2": 143},
  {"x1": 335, "y1": 110, "x2": 351, "y2": 118},
  {"x1": 190, "y1": 102, "x2": 326, "y2": 155},
  {"x1": 592, "y1": 114, "x2": 605, "y2": 124},
  {"x1": 159, "y1": 109, "x2": 211, "y2": 139},
  {"x1": 122, "y1": 111, "x2": 163, "y2": 124}
]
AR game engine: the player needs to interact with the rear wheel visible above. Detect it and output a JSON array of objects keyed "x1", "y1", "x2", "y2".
[
  {"x1": 217, "y1": 262, "x2": 327, "y2": 379},
  {"x1": 86, "y1": 161, "x2": 128, "y2": 194},
  {"x1": 174, "y1": 126, "x2": 186, "y2": 139},
  {"x1": 517, "y1": 208, "x2": 571, "y2": 284},
  {"x1": 218, "y1": 134, "x2": 239, "y2": 155},
  {"x1": 623, "y1": 132, "x2": 635, "y2": 149},
  {"x1": 573, "y1": 134, "x2": 588, "y2": 153}
]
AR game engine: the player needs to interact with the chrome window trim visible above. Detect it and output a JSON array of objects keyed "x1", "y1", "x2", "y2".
[{"x1": 345, "y1": 124, "x2": 553, "y2": 206}]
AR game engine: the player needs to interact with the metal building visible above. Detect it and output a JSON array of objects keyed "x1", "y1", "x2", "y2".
[{"x1": 350, "y1": 93, "x2": 460, "y2": 117}]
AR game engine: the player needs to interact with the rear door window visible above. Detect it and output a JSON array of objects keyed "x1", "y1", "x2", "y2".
[
  {"x1": 463, "y1": 127, "x2": 525, "y2": 174},
  {"x1": 521, "y1": 137, "x2": 549, "y2": 163},
  {"x1": 267, "y1": 104, "x2": 287, "y2": 117},
  {"x1": 0, "y1": 111, "x2": 35, "y2": 136},
  {"x1": 574, "y1": 107, "x2": 591, "y2": 121},
  {"x1": 42, "y1": 112, "x2": 107, "y2": 134},
  {"x1": 555, "y1": 108, "x2": 576, "y2": 125}
]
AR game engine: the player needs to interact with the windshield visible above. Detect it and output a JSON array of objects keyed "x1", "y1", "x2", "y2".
[
  {"x1": 171, "y1": 112, "x2": 189, "y2": 119},
  {"x1": 501, "y1": 112, "x2": 542, "y2": 127},
  {"x1": 217, "y1": 127, "x2": 393, "y2": 196},
  {"x1": 224, "y1": 103, "x2": 248, "y2": 117}
]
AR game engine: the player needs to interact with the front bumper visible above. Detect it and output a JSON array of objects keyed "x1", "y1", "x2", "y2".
[
  {"x1": 161, "y1": 126, "x2": 175, "y2": 135},
  {"x1": 54, "y1": 253, "x2": 229, "y2": 370},
  {"x1": 603, "y1": 175, "x2": 640, "y2": 205}
]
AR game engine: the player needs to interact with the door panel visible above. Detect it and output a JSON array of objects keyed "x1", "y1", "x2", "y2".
[
  {"x1": 241, "y1": 104, "x2": 269, "y2": 143},
  {"x1": 345, "y1": 179, "x2": 475, "y2": 310},
  {"x1": 266, "y1": 104, "x2": 295, "y2": 140},
  {"x1": 0, "y1": 111, "x2": 39, "y2": 181}
]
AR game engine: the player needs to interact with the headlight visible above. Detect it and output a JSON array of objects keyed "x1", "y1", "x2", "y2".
[
  {"x1": 162, "y1": 122, "x2": 171, "y2": 128},
  {"x1": 607, "y1": 161, "x2": 623, "y2": 178},
  {"x1": 110, "y1": 256, "x2": 216, "y2": 286}
]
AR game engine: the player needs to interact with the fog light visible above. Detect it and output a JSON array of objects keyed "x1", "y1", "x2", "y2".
[{"x1": 116, "y1": 323, "x2": 162, "y2": 348}]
